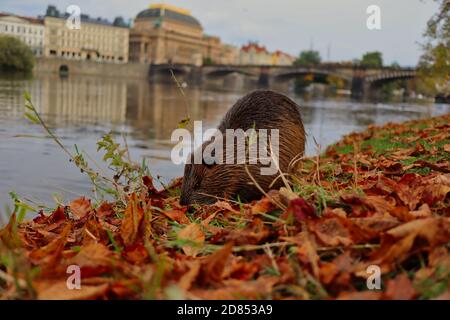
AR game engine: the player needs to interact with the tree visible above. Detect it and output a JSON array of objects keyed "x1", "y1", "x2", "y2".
[
  {"x1": 0, "y1": 36, "x2": 35, "y2": 73},
  {"x1": 360, "y1": 51, "x2": 383, "y2": 68},
  {"x1": 294, "y1": 50, "x2": 321, "y2": 66},
  {"x1": 113, "y1": 16, "x2": 127, "y2": 27},
  {"x1": 418, "y1": 0, "x2": 449, "y2": 95}
]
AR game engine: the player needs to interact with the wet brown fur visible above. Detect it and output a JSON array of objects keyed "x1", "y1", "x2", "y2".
[{"x1": 180, "y1": 90, "x2": 305, "y2": 205}]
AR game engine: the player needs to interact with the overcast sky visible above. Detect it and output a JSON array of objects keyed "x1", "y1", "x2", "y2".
[{"x1": 2, "y1": 0, "x2": 439, "y2": 66}]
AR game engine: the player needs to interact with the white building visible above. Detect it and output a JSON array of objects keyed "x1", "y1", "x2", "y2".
[{"x1": 0, "y1": 13, "x2": 45, "y2": 56}]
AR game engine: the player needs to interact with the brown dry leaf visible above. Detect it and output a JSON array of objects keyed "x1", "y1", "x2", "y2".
[
  {"x1": 69, "y1": 197, "x2": 93, "y2": 220},
  {"x1": 163, "y1": 209, "x2": 190, "y2": 224},
  {"x1": 443, "y1": 144, "x2": 450, "y2": 152},
  {"x1": 29, "y1": 223, "x2": 72, "y2": 266},
  {"x1": 199, "y1": 242, "x2": 233, "y2": 285},
  {"x1": 192, "y1": 277, "x2": 277, "y2": 299},
  {"x1": 319, "y1": 252, "x2": 354, "y2": 286},
  {"x1": 35, "y1": 280, "x2": 109, "y2": 300},
  {"x1": 251, "y1": 196, "x2": 275, "y2": 214},
  {"x1": 371, "y1": 217, "x2": 450, "y2": 266},
  {"x1": 120, "y1": 193, "x2": 144, "y2": 246},
  {"x1": 394, "y1": 173, "x2": 424, "y2": 210},
  {"x1": 308, "y1": 218, "x2": 353, "y2": 247},
  {"x1": 178, "y1": 260, "x2": 201, "y2": 291},
  {"x1": 121, "y1": 243, "x2": 149, "y2": 265},
  {"x1": 364, "y1": 195, "x2": 395, "y2": 215},
  {"x1": 421, "y1": 183, "x2": 450, "y2": 205},
  {"x1": 69, "y1": 242, "x2": 112, "y2": 268},
  {"x1": 283, "y1": 232, "x2": 320, "y2": 278},
  {"x1": 214, "y1": 201, "x2": 240, "y2": 214},
  {"x1": 178, "y1": 223, "x2": 205, "y2": 257},
  {"x1": 0, "y1": 213, "x2": 21, "y2": 249},
  {"x1": 337, "y1": 291, "x2": 382, "y2": 300},
  {"x1": 383, "y1": 274, "x2": 416, "y2": 300},
  {"x1": 225, "y1": 218, "x2": 269, "y2": 245},
  {"x1": 409, "y1": 203, "x2": 432, "y2": 219}
]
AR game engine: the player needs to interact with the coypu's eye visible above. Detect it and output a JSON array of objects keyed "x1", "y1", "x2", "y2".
[{"x1": 194, "y1": 180, "x2": 201, "y2": 189}]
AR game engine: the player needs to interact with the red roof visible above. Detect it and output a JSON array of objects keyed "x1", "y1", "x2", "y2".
[
  {"x1": 241, "y1": 43, "x2": 268, "y2": 54},
  {"x1": 273, "y1": 50, "x2": 294, "y2": 58}
]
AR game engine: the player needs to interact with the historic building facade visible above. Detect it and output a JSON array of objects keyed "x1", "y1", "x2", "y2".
[
  {"x1": 271, "y1": 50, "x2": 296, "y2": 66},
  {"x1": 129, "y1": 4, "x2": 238, "y2": 65},
  {"x1": 0, "y1": 13, "x2": 45, "y2": 56},
  {"x1": 240, "y1": 42, "x2": 295, "y2": 66},
  {"x1": 43, "y1": 6, "x2": 129, "y2": 63}
]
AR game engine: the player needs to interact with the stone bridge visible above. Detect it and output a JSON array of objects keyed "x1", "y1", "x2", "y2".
[{"x1": 149, "y1": 63, "x2": 417, "y2": 97}]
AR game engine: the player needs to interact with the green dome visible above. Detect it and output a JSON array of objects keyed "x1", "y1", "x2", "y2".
[{"x1": 136, "y1": 7, "x2": 202, "y2": 28}]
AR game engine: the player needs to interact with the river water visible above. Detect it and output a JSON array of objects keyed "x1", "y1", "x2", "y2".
[{"x1": 0, "y1": 73, "x2": 448, "y2": 215}]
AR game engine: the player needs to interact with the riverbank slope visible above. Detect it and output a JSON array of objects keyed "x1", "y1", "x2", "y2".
[{"x1": 0, "y1": 114, "x2": 449, "y2": 299}]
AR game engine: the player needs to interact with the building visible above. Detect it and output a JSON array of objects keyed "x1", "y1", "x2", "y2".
[
  {"x1": 271, "y1": 50, "x2": 295, "y2": 66},
  {"x1": 0, "y1": 13, "x2": 45, "y2": 56},
  {"x1": 239, "y1": 42, "x2": 272, "y2": 65},
  {"x1": 240, "y1": 42, "x2": 295, "y2": 66},
  {"x1": 129, "y1": 4, "x2": 238, "y2": 65},
  {"x1": 43, "y1": 5, "x2": 129, "y2": 63}
]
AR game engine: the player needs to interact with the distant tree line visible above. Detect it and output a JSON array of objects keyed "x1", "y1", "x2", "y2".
[{"x1": 0, "y1": 36, "x2": 35, "y2": 74}]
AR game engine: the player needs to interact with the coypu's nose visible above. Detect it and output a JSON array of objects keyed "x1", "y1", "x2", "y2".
[{"x1": 179, "y1": 194, "x2": 189, "y2": 206}]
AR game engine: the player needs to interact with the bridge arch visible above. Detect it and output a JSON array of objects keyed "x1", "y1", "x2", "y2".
[
  {"x1": 272, "y1": 68, "x2": 351, "y2": 84},
  {"x1": 205, "y1": 68, "x2": 258, "y2": 79},
  {"x1": 150, "y1": 64, "x2": 191, "y2": 77},
  {"x1": 366, "y1": 71, "x2": 417, "y2": 88}
]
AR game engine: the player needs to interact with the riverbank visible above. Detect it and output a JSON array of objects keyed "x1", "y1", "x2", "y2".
[{"x1": 0, "y1": 114, "x2": 449, "y2": 299}]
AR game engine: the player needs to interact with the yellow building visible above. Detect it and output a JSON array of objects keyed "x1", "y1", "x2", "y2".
[
  {"x1": 43, "y1": 5, "x2": 129, "y2": 63},
  {"x1": 129, "y1": 4, "x2": 237, "y2": 65},
  {"x1": 271, "y1": 50, "x2": 296, "y2": 66},
  {"x1": 240, "y1": 43, "x2": 295, "y2": 66}
]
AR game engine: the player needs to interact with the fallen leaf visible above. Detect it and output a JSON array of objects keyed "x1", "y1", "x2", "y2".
[
  {"x1": 120, "y1": 193, "x2": 144, "y2": 246},
  {"x1": 178, "y1": 223, "x2": 205, "y2": 257}
]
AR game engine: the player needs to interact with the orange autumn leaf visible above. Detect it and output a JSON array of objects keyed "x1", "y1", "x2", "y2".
[
  {"x1": 69, "y1": 197, "x2": 93, "y2": 220},
  {"x1": 35, "y1": 280, "x2": 109, "y2": 300},
  {"x1": 119, "y1": 193, "x2": 144, "y2": 246},
  {"x1": 177, "y1": 223, "x2": 205, "y2": 257},
  {"x1": 162, "y1": 209, "x2": 190, "y2": 224}
]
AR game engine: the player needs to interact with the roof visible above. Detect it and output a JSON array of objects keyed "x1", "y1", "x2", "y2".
[
  {"x1": 44, "y1": 6, "x2": 127, "y2": 28},
  {"x1": 241, "y1": 43, "x2": 268, "y2": 54},
  {"x1": 136, "y1": 5, "x2": 202, "y2": 29},
  {"x1": 0, "y1": 12, "x2": 44, "y2": 25},
  {"x1": 273, "y1": 50, "x2": 294, "y2": 58}
]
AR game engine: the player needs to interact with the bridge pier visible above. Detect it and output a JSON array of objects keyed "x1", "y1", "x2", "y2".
[{"x1": 258, "y1": 67, "x2": 270, "y2": 88}]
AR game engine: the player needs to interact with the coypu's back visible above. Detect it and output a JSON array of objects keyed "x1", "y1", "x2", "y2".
[
  {"x1": 180, "y1": 90, "x2": 305, "y2": 205},
  {"x1": 218, "y1": 90, "x2": 304, "y2": 133}
]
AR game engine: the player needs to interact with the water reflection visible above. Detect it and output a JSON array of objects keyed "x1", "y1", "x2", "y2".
[{"x1": 0, "y1": 73, "x2": 448, "y2": 209}]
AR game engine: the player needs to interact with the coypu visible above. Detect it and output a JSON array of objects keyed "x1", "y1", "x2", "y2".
[{"x1": 179, "y1": 90, "x2": 305, "y2": 205}]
